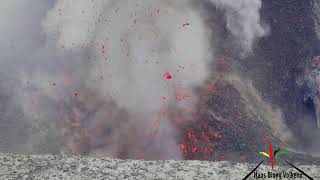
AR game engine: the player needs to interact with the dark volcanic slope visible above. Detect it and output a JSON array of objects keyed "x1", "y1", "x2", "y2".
[
  {"x1": 248, "y1": 0, "x2": 320, "y2": 148},
  {"x1": 179, "y1": 0, "x2": 320, "y2": 164}
]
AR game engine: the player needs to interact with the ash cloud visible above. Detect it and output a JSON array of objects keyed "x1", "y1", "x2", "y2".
[
  {"x1": 209, "y1": 0, "x2": 268, "y2": 56},
  {"x1": 0, "y1": 0, "x2": 272, "y2": 160}
]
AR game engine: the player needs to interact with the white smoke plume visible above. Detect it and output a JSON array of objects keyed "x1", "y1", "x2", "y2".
[
  {"x1": 209, "y1": 0, "x2": 268, "y2": 56},
  {"x1": 0, "y1": 0, "x2": 267, "y2": 159}
]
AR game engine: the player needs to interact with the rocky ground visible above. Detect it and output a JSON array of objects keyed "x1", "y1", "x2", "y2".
[{"x1": 0, "y1": 153, "x2": 318, "y2": 180}]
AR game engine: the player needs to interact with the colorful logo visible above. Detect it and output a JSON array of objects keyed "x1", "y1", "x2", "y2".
[
  {"x1": 259, "y1": 148, "x2": 289, "y2": 170},
  {"x1": 242, "y1": 135, "x2": 314, "y2": 180},
  {"x1": 258, "y1": 135, "x2": 288, "y2": 170}
]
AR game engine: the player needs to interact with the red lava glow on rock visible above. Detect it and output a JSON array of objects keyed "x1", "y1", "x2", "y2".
[{"x1": 178, "y1": 121, "x2": 222, "y2": 160}]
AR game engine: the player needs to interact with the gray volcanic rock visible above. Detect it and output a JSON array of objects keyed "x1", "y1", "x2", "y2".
[
  {"x1": 303, "y1": 55, "x2": 320, "y2": 128},
  {"x1": 0, "y1": 153, "x2": 319, "y2": 180}
]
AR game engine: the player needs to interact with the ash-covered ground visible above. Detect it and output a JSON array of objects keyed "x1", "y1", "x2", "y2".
[
  {"x1": 0, "y1": 0, "x2": 320, "y2": 169},
  {"x1": 0, "y1": 153, "x2": 319, "y2": 180}
]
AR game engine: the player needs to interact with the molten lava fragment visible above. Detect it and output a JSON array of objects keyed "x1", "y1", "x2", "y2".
[
  {"x1": 180, "y1": 144, "x2": 185, "y2": 150},
  {"x1": 192, "y1": 146, "x2": 198, "y2": 153},
  {"x1": 176, "y1": 93, "x2": 183, "y2": 100},
  {"x1": 164, "y1": 72, "x2": 173, "y2": 79}
]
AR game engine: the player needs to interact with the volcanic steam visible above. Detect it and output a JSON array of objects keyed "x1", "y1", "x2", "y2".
[{"x1": 0, "y1": 0, "x2": 275, "y2": 160}]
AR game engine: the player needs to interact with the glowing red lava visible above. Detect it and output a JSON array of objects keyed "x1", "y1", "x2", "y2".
[
  {"x1": 164, "y1": 72, "x2": 173, "y2": 79},
  {"x1": 179, "y1": 121, "x2": 220, "y2": 160}
]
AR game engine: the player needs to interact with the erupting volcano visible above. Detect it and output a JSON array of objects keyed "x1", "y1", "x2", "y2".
[{"x1": 2, "y1": 0, "x2": 320, "y2": 167}]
